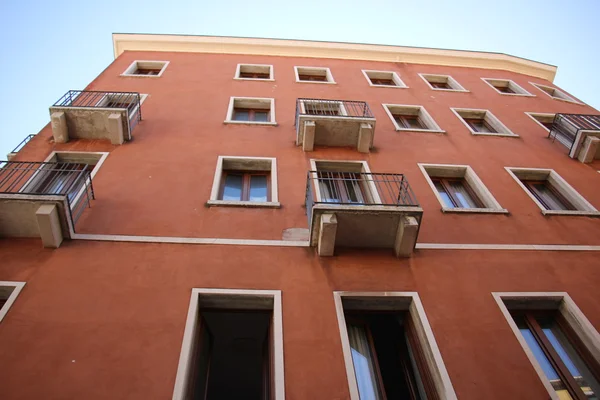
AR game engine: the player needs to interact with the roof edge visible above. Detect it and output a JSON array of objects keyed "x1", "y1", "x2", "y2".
[{"x1": 112, "y1": 33, "x2": 557, "y2": 82}]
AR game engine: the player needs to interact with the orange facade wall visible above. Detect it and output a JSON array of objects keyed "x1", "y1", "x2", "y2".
[{"x1": 1, "y1": 49, "x2": 600, "y2": 399}]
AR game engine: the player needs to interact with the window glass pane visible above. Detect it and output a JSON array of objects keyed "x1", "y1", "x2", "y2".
[
  {"x1": 530, "y1": 183, "x2": 571, "y2": 211},
  {"x1": 539, "y1": 318, "x2": 600, "y2": 399},
  {"x1": 222, "y1": 174, "x2": 243, "y2": 201},
  {"x1": 318, "y1": 172, "x2": 341, "y2": 203},
  {"x1": 344, "y1": 174, "x2": 365, "y2": 203},
  {"x1": 434, "y1": 181, "x2": 455, "y2": 208},
  {"x1": 254, "y1": 112, "x2": 269, "y2": 122},
  {"x1": 448, "y1": 180, "x2": 480, "y2": 208},
  {"x1": 347, "y1": 323, "x2": 384, "y2": 400},
  {"x1": 249, "y1": 175, "x2": 268, "y2": 202},
  {"x1": 233, "y1": 109, "x2": 249, "y2": 121}
]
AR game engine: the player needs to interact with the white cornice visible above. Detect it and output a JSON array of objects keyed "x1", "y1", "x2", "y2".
[{"x1": 112, "y1": 33, "x2": 557, "y2": 82}]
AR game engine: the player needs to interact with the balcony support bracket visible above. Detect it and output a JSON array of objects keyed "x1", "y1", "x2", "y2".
[
  {"x1": 317, "y1": 213, "x2": 337, "y2": 256},
  {"x1": 303, "y1": 121, "x2": 316, "y2": 152},
  {"x1": 358, "y1": 123, "x2": 373, "y2": 153},
  {"x1": 36, "y1": 204, "x2": 63, "y2": 248},
  {"x1": 577, "y1": 135, "x2": 600, "y2": 163},
  {"x1": 394, "y1": 216, "x2": 419, "y2": 258},
  {"x1": 108, "y1": 113, "x2": 125, "y2": 145},
  {"x1": 51, "y1": 112, "x2": 69, "y2": 143}
]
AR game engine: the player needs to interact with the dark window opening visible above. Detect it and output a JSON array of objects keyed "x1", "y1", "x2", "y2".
[
  {"x1": 298, "y1": 74, "x2": 327, "y2": 82},
  {"x1": 511, "y1": 310, "x2": 600, "y2": 400},
  {"x1": 522, "y1": 180, "x2": 576, "y2": 211},
  {"x1": 432, "y1": 177, "x2": 484, "y2": 209},
  {"x1": 495, "y1": 85, "x2": 516, "y2": 94},
  {"x1": 393, "y1": 114, "x2": 427, "y2": 130},
  {"x1": 304, "y1": 103, "x2": 342, "y2": 116},
  {"x1": 239, "y1": 72, "x2": 270, "y2": 79},
  {"x1": 133, "y1": 68, "x2": 160, "y2": 76},
  {"x1": 189, "y1": 310, "x2": 272, "y2": 400},
  {"x1": 233, "y1": 108, "x2": 270, "y2": 122},
  {"x1": 28, "y1": 163, "x2": 88, "y2": 201},
  {"x1": 430, "y1": 81, "x2": 451, "y2": 89},
  {"x1": 220, "y1": 170, "x2": 270, "y2": 202},
  {"x1": 317, "y1": 171, "x2": 367, "y2": 204},
  {"x1": 370, "y1": 77, "x2": 396, "y2": 86},
  {"x1": 346, "y1": 312, "x2": 427, "y2": 400},
  {"x1": 463, "y1": 117, "x2": 497, "y2": 133}
]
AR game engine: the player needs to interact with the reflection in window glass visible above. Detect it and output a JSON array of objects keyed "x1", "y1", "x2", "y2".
[
  {"x1": 249, "y1": 175, "x2": 268, "y2": 202},
  {"x1": 222, "y1": 174, "x2": 243, "y2": 201}
]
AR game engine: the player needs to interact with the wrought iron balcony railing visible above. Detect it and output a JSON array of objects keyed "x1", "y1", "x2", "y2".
[
  {"x1": 295, "y1": 99, "x2": 374, "y2": 127},
  {"x1": 0, "y1": 161, "x2": 95, "y2": 226},
  {"x1": 52, "y1": 90, "x2": 142, "y2": 132},
  {"x1": 305, "y1": 171, "x2": 420, "y2": 226},
  {"x1": 549, "y1": 113, "x2": 600, "y2": 150},
  {"x1": 9, "y1": 134, "x2": 35, "y2": 155}
]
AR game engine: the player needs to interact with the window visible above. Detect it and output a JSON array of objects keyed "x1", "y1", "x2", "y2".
[
  {"x1": 234, "y1": 64, "x2": 273, "y2": 80},
  {"x1": 311, "y1": 160, "x2": 380, "y2": 205},
  {"x1": 362, "y1": 70, "x2": 407, "y2": 88},
  {"x1": 526, "y1": 112, "x2": 556, "y2": 132},
  {"x1": 225, "y1": 97, "x2": 276, "y2": 125},
  {"x1": 505, "y1": 167, "x2": 600, "y2": 216},
  {"x1": 208, "y1": 156, "x2": 279, "y2": 207},
  {"x1": 452, "y1": 108, "x2": 518, "y2": 137},
  {"x1": 0, "y1": 282, "x2": 25, "y2": 323},
  {"x1": 418, "y1": 74, "x2": 468, "y2": 92},
  {"x1": 335, "y1": 292, "x2": 457, "y2": 400},
  {"x1": 531, "y1": 82, "x2": 581, "y2": 104},
  {"x1": 172, "y1": 289, "x2": 284, "y2": 400},
  {"x1": 494, "y1": 293, "x2": 600, "y2": 400},
  {"x1": 383, "y1": 104, "x2": 444, "y2": 133},
  {"x1": 294, "y1": 66, "x2": 335, "y2": 83},
  {"x1": 482, "y1": 78, "x2": 533, "y2": 96},
  {"x1": 121, "y1": 60, "x2": 169, "y2": 77},
  {"x1": 419, "y1": 163, "x2": 508, "y2": 213}
]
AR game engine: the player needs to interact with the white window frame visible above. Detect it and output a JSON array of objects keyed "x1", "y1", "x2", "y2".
[
  {"x1": 361, "y1": 70, "x2": 407, "y2": 88},
  {"x1": 333, "y1": 291, "x2": 458, "y2": 400},
  {"x1": 418, "y1": 163, "x2": 508, "y2": 214},
  {"x1": 451, "y1": 108, "x2": 519, "y2": 137},
  {"x1": 208, "y1": 156, "x2": 279, "y2": 208},
  {"x1": 224, "y1": 97, "x2": 277, "y2": 125},
  {"x1": 505, "y1": 167, "x2": 600, "y2": 216},
  {"x1": 493, "y1": 292, "x2": 600, "y2": 400},
  {"x1": 121, "y1": 60, "x2": 169, "y2": 77},
  {"x1": 383, "y1": 104, "x2": 445, "y2": 133},
  {"x1": 525, "y1": 112, "x2": 555, "y2": 132},
  {"x1": 0, "y1": 281, "x2": 25, "y2": 323},
  {"x1": 294, "y1": 66, "x2": 336, "y2": 84},
  {"x1": 530, "y1": 82, "x2": 582, "y2": 104},
  {"x1": 172, "y1": 288, "x2": 284, "y2": 400},
  {"x1": 309, "y1": 159, "x2": 382, "y2": 204},
  {"x1": 482, "y1": 78, "x2": 534, "y2": 96},
  {"x1": 234, "y1": 63, "x2": 274, "y2": 81},
  {"x1": 418, "y1": 73, "x2": 468, "y2": 92}
]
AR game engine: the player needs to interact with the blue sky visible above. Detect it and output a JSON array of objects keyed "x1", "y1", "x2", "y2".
[{"x1": 1, "y1": 0, "x2": 599, "y2": 158}]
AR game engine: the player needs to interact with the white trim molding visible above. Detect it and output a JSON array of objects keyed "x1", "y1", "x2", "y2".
[
  {"x1": 451, "y1": 108, "x2": 519, "y2": 137},
  {"x1": 234, "y1": 63, "x2": 274, "y2": 81},
  {"x1": 361, "y1": 70, "x2": 407, "y2": 88},
  {"x1": 333, "y1": 291, "x2": 458, "y2": 400},
  {"x1": 418, "y1": 73, "x2": 468, "y2": 92},
  {"x1": 418, "y1": 163, "x2": 508, "y2": 214},
  {"x1": 383, "y1": 104, "x2": 445, "y2": 133},
  {"x1": 224, "y1": 97, "x2": 277, "y2": 126},
  {"x1": 530, "y1": 82, "x2": 583, "y2": 104},
  {"x1": 492, "y1": 292, "x2": 600, "y2": 400},
  {"x1": 0, "y1": 281, "x2": 26, "y2": 323},
  {"x1": 208, "y1": 155, "x2": 280, "y2": 208},
  {"x1": 121, "y1": 60, "x2": 169, "y2": 77},
  {"x1": 172, "y1": 288, "x2": 285, "y2": 400},
  {"x1": 294, "y1": 66, "x2": 336, "y2": 84},
  {"x1": 505, "y1": 167, "x2": 600, "y2": 216},
  {"x1": 482, "y1": 78, "x2": 534, "y2": 96},
  {"x1": 113, "y1": 34, "x2": 557, "y2": 81}
]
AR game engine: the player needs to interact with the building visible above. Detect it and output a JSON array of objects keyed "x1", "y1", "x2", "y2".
[{"x1": 0, "y1": 33, "x2": 599, "y2": 399}]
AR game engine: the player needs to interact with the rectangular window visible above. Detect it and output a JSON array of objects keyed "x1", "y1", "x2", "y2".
[
  {"x1": 27, "y1": 163, "x2": 88, "y2": 201},
  {"x1": 220, "y1": 171, "x2": 270, "y2": 202},
  {"x1": 452, "y1": 108, "x2": 518, "y2": 137},
  {"x1": 511, "y1": 310, "x2": 600, "y2": 400},
  {"x1": 233, "y1": 108, "x2": 270, "y2": 122},
  {"x1": 121, "y1": 60, "x2": 169, "y2": 77},
  {"x1": 362, "y1": 70, "x2": 407, "y2": 88},
  {"x1": 419, "y1": 74, "x2": 467, "y2": 92},
  {"x1": 235, "y1": 64, "x2": 273, "y2": 80},
  {"x1": 463, "y1": 118, "x2": 497, "y2": 133},
  {"x1": 522, "y1": 180, "x2": 576, "y2": 211},
  {"x1": 483, "y1": 79, "x2": 533, "y2": 96},
  {"x1": 431, "y1": 178, "x2": 484, "y2": 209},
  {"x1": 225, "y1": 97, "x2": 276, "y2": 125},
  {"x1": 394, "y1": 114, "x2": 427, "y2": 130},
  {"x1": 384, "y1": 104, "x2": 444, "y2": 133},
  {"x1": 295, "y1": 66, "x2": 335, "y2": 83},
  {"x1": 496, "y1": 85, "x2": 515, "y2": 94}
]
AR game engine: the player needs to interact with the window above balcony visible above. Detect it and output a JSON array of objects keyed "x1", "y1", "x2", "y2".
[{"x1": 295, "y1": 99, "x2": 376, "y2": 152}]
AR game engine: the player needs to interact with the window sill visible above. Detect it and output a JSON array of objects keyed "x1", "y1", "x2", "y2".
[
  {"x1": 442, "y1": 207, "x2": 509, "y2": 214},
  {"x1": 295, "y1": 80, "x2": 337, "y2": 84},
  {"x1": 470, "y1": 131, "x2": 519, "y2": 138},
  {"x1": 549, "y1": 97, "x2": 585, "y2": 105},
  {"x1": 120, "y1": 74, "x2": 162, "y2": 78},
  {"x1": 541, "y1": 210, "x2": 600, "y2": 217},
  {"x1": 429, "y1": 88, "x2": 470, "y2": 93},
  {"x1": 396, "y1": 128, "x2": 446, "y2": 134},
  {"x1": 233, "y1": 78, "x2": 275, "y2": 82},
  {"x1": 224, "y1": 120, "x2": 278, "y2": 126},
  {"x1": 369, "y1": 84, "x2": 408, "y2": 89},
  {"x1": 207, "y1": 200, "x2": 281, "y2": 208},
  {"x1": 495, "y1": 92, "x2": 535, "y2": 97}
]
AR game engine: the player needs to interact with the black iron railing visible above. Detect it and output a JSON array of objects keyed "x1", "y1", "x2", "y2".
[
  {"x1": 549, "y1": 114, "x2": 600, "y2": 150},
  {"x1": 295, "y1": 99, "x2": 374, "y2": 128},
  {"x1": 305, "y1": 171, "x2": 419, "y2": 226},
  {"x1": 10, "y1": 134, "x2": 35, "y2": 155},
  {"x1": 0, "y1": 161, "x2": 95, "y2": 228},
  {"x1": 53, "y1": 90, "x2": 142, "y2": 133}
]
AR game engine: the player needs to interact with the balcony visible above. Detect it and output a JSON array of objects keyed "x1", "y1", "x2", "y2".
[
  {"x1": 0, "y1": 161, "x2": 94, "y2": 247},
  {"x1": 549, "y1": 114, "x2": 600, "y2": 163},
  {"x1": 295, "y1": 99, "x2": 376, "y2": 153},
  {"x1": 6, "y1": 134, "x2": 35, "y2": 161},
  {"x1": 50, "y1": 90, "x2": 142, "y2": 145},
  {"x1": 305, "y1": 171, "x2": 423, "y2": 257}
]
